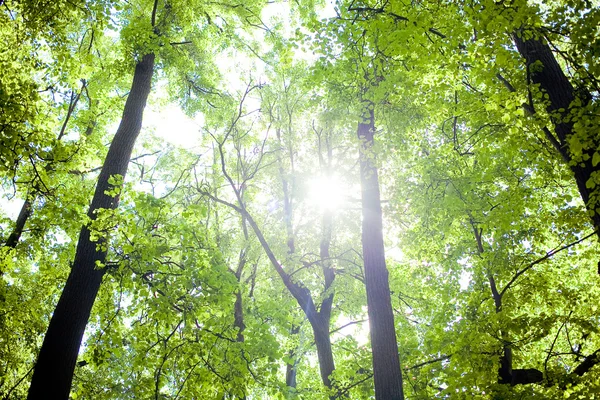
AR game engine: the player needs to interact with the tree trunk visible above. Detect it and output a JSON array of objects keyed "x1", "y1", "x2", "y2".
[
  {"x1": 285, "y1": 324, "x2": 300, "y2": 389},
  {"x1": 513, "y1": 32, "x2": 600, "y2": 237},
  {"x1": 234, "y1": 288, "x2": 245, "y2": 342},
  {"x1": 3, "y1": 197, "x2": 32, "y2": 249},
  {"x1": 315, "y1": 209, "x2": 335, "y2": 390},
  {"x1": 241, "y1": 208, "x2": 337, "y2": 391},
  {"x1": 313, "y1": 315, "x2": 335, "y2": 389},
  {"x1": 357, "y1": 109, "x2": 404, "y2": 400},
  {"x1": 27, "y1": 53, "x2": 155, "y2": 400}
]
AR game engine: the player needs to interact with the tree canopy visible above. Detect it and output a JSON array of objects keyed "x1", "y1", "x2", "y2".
[{"x1": 1, "y1": 0, "x2": 599, "y2": 398}]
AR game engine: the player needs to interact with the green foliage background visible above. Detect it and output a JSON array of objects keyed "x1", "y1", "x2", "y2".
[{"x1": 1, "y1": 0, "x2": 599, "y2": 398}]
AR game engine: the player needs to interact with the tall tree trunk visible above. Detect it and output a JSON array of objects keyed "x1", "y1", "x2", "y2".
[
  {"x1": 234, "y1": 284, "x2": 246, "y2": 342},
  {"x1": 27, "y1": 53, "x2": 155, "y2": 400},
  {"x1": 513, "y1": 32, "x2": 600, "y2": 238},
  {"x1": 357, "y1": 108, "x2": 404, "y2": 400},
  {"x1": 315, "y1": 207, "x2": 335, "y2": 389}
]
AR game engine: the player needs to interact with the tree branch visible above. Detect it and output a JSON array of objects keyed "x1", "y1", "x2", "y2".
[{"x1": 500, "y1": 230, "x2": 598, "y2": 297}]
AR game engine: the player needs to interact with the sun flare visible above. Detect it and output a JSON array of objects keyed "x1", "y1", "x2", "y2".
[{"x1": 308, "y1": 176, "x2": 345, "y2": 211}]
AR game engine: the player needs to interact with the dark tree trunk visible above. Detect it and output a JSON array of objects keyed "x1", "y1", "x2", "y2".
[
  {"x1": 313, "y1": 315, "x2": 335, "y2": 389},
  {"x1": 4, "y1": 198, "x2": 32, "y2": 249},
  {"x1": 213, "y1": 120, "x2": 338, "y2": 394},
  {"x1": 234, "y1": 288, "x2": 245, "y2": 342},
  {"x1": 513, "y1": 32, "x2": 600, "y2": 237},
  {"x1": 234, "y1": 223, "x2": 248, "y2": 344},
  {"x1": 357, "y1": 109, "x2": 404, "y2": 400},
  {"x1": 27, "y1": 53, "x2": 155, "y2": 400},
  {"x1": 285, "y1": 324, "x2": 300, "y2": 389}
]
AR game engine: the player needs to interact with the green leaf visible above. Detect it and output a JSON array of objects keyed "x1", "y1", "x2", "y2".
[{"x1": 592, "y1": 151, "x2": 600, "y2": 167}]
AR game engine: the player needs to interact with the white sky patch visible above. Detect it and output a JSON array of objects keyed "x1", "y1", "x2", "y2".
[
  {"x1": 320, "y1": 0, "x2": 337, "y2": 19},
  {"x1": 143, "y1": 103, "x2": 203, "y2": 148},
  {"x1": 333, "y1": 314, "x2": 370, "y2": 346},
  {"x1": 459, "y1": 270, "x2": 472, "y2": 291},
  {"x1": 386, "y1": 246, "x2": 404, "y2": 262},
  {"x1": 457, "y1": 257, "x2": 472, "y2": 291},
  {"x1": 0, "y1": 194, "x2": 25, "y2": 220}
]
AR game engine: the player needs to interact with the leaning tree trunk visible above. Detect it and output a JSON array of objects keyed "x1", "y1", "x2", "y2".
[
  {"x1": 27, "y1": 53, "x2": 155, "y2": 400},
  {"x1": 357, "y1": 108, "x2": 404, "y2": 400},
  {"x1": 513, "y1": 32, "x2": 600, "y2": 238}
]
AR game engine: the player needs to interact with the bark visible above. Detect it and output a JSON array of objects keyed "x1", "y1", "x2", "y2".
[
  {"x1": 473, "y1": 222, "x2": 523, "y2": 387},
  {"x1": 3, "y1": 198, "x2": 32, "y2": 249},
  {"x1": 572, "y1": 349, "x2": 600, "y2": 377},
  {"x1": 314, "y1": 210, "x2": 335, "y2": 389},
  {"x1": 234, "y1": 214, "x2": 248, "y2": 343},
  {"x1": 313, "y1": 314, "x2": 335, "y2": 388},
  {"x1": 513, "y1": 31, "x2": 600, "y2": 238},
  {"x1": 27, "y1": 53, "x2": 155, "y2": 400},
  {"x1": 357, "y1": 109, "x2": 404, "y2": 400},
  {"x1": 285, "y1": 324, "x2": 300, "y2": 389},
  {"x1": 233, "y1": 288, "x2": 245, "y2": 342}
]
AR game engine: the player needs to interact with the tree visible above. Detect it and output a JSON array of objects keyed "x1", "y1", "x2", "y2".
[
  {"x1": 1, "y1": 0, "x2": 600, "y2": 398},
  {"x1": 199, "y1": 82, "x2": 342, "y2": 393},
  {"x1": 27, "y1": 48, "x2": 156, "y2": 400},
  {"x1": 357, "y1": 105, "x2": 405, "y2": 399}
]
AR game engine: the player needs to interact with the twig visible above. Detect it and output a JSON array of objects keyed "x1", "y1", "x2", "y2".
[{"x1": 500, "y1": 230, "x2": 598, "y2": 297}]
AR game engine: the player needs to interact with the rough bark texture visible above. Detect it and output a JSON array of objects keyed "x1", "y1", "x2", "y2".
[
  {"x1": 513, "y1": 32, "x2": 600, "y2": 237},
  {"x1": 27, "y1": 53, "x2": 155, "y2": 400},
  {"x1": 357, "y1": 109, "x2": 404, "y2": 400},
  {"x1": 315, "y1": 210, "x2": 335, "y2": 389},
  {"x1": 573, "y1": 349, "x2": 600, "y2": 377},
  {"x1": 313, "y1": 315, "x2": 335, "y2": 388}
]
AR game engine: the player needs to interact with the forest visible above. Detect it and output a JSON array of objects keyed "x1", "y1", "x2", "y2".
[{"x1": 1, "y1": 0, "x2": 599, "y2": 398}]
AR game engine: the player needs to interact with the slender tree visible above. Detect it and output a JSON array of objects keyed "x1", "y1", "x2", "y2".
[
  {"x1": 357, "y1": 106, "x2": 404, "y2": 400},
  {"x1": 200, "y1": 84, "x2": 342, "y2": 394}
]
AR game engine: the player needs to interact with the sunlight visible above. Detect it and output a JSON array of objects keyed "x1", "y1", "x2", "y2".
[{"x1": 308, "y1": 175, "x2": 345, "y2": 211}]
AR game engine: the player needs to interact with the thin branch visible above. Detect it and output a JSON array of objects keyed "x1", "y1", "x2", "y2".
[
  {"x1": 330, "y1": 319, "x2": 368, "y2": 335},
  {"x1": 151, "y1": 0, "x2": 159, "y2": 27},
  {"x1": 544, "y1": 311, "x2": 572, "y2": 374},
  {"x1": 2, "y1": 365, "x2": 34, "y2": 400},
  {"x1": 500, "y1": 230, "x2": 598, "y2": 297},
  {"x1": 406, "y1": 354, "x2": 452, "y2": 370}
]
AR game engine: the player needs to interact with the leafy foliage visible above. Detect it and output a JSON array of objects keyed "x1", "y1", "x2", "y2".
[{"x1": 1, "y1": 0, "x2": 600, "y2": 398}]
